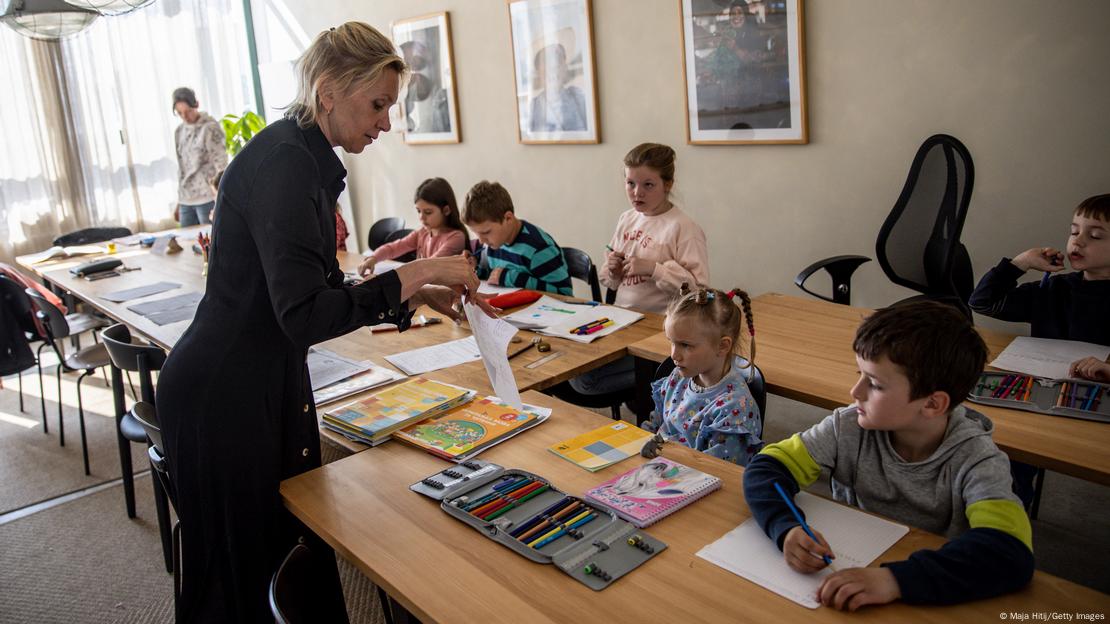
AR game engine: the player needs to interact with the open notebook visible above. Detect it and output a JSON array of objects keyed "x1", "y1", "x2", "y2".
[{"x1": 697, "y1": 492, "x2": 909, "y2": 609}]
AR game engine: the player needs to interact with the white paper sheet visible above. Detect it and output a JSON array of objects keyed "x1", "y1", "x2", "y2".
[
  {"x1": 373, "y1": 259, "x2": 404, "y2": 275},
  {"x1": 464, "y1": 303, "x2": 523, "y2": 409},
  {"x1": 990, "y1": 336, "x2": 1110, "y2": 380},
  {"x1": 697, "y1": 492, "x2": 909, "y2": 609},
  {"x1": 501, "y1": 295, "x2": 589, "y2": 329},
  {"x1": 384, "y1": 336, "x2": 483, "y2": 375},
  {"x1": 306, "y1": 348, "x2": 373, "y2": 391},
  {"x1": 537, "y1": 305, "x2": 644, "y2": 344},
  {"x1": 477, "y1": 281, "x2": 520, "y2": 296}
]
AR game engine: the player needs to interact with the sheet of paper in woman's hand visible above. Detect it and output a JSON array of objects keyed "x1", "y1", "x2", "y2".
[{"x1": 464, "y1": 302, "x2": 522, "y2": 409}]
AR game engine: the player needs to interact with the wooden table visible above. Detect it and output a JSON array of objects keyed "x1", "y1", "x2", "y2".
[
  {"x1": 281, "y1": 388, "x2": 1110, "y2": 623},
  {"x1": 628, "y1": 293, "x2": 1110, "y2": 486}
]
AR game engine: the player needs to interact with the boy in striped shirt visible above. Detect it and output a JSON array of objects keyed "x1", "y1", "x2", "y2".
[{"x1": 463, "y1": 181, "x2": 572, "y2": 295}]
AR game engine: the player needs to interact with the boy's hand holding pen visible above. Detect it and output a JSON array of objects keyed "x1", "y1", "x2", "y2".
[
  {"x1": 775, "y1": 482, "x2": 835, "y2": 574},
  {"x1": 1011, "y1": 246, "x2": 1064, "y2": 287}
]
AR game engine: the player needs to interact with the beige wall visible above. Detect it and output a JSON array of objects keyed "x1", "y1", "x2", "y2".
[{"x1": 264, "y1": 0, "x2": 1110, "y2": 332}]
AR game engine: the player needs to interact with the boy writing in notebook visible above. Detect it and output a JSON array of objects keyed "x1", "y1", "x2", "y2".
[
  {"x1": 743, "y1": 301, "x2": 1033, "y2": 610},
  {"x1": 463, "y1": 180, "x2": 573, "y2": 296}
]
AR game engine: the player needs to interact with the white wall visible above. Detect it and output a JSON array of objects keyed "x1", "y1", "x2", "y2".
[{"x1": 253, "y1": 0, "x2": 1110, "y2": 332}]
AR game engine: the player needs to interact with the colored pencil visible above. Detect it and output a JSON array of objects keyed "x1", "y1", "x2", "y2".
[
  {"x1": 774, "y1": 482, "x2": 833, "y2": 565},
  {"x1": 484, "y1": 484, "x2": 551, "y2": 521},
  {"x1": 477, "y1": 481, "x2": 545, "y2": 518},
  {"x1": 531, "y1": 513, "x2": 598, "y2": 550},
  {"x1": 509, "y1": 497, "x2": 574, "y2": 537},
  {"x1": 516, "y1": 501, "x2": 583, "y2": 541},
  {"x1": 528, "y1": 509, "x2": 592, "y2": 548},
  {"x1": 469, "y1": 479, "x2": 537, "y2": 516}
]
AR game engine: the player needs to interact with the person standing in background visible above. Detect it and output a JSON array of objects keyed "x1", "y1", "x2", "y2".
[{"x1": 172, "y1": 87, "x2": 226, "y2": 226}]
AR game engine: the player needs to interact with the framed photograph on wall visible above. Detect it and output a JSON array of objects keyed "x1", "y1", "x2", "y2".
[
  {"x1": 392, "y1": 12, "x2": 461, "y2": 144},
  {"x1": 680, "y1": 0, "x2": 808, "y2": 144},
  {"x1": 507, "y1": 0, "x2": 600, "y2": 144}
]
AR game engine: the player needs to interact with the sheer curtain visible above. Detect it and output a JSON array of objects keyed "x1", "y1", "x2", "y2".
[{"x1": 0, "y1": 0, "x2": 255, "y2": 263}]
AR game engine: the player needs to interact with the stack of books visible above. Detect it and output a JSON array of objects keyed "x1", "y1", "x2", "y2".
[
  {"x1": 322, "y1": 378, "x2": 475, "y2": 446},
  {"x1": 393, "y1": 396, "x2": 550, "y2": 461}
]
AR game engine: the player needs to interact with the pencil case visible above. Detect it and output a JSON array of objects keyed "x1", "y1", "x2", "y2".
[
  {"x1": 487, "y1": 289, "x2": 542, "y2": 309},
  {"x1": 69, "y1": 258, "x2": 122, "y2": 277},
  {"x1": 411, "y1": 461, "x2": 666, "y2": 590},
  {"x1": 966, "y1": 372, "x2": 1110, "y2": 424}
]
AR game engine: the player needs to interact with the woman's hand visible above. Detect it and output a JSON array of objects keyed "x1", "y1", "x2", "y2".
[
  {"x1": 357, "y1": 256, "x2": 377, "y2": 278},
  {"x1": 409, "y1": 286, "x2": 499, "y2": 322},
  {"x1": 1069, "y1": 357, "x2": 1110, "y2": 382},
  {"x1": 1012, "y1": 247, "x2": 1065, "y2": 272},
  {"x1": 395, "y1": 255, "x2": 480, "y2": 299}
]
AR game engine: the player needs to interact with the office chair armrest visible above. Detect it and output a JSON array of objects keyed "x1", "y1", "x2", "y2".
[{"x1": 794, "y1": 255, "x2": 871, "y2": 305}]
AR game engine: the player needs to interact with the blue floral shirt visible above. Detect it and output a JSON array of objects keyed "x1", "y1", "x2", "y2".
[{"x1": 645, "y1": 355, "x2": 763, "y2": 466}]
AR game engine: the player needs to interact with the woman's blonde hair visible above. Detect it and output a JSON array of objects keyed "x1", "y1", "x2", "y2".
[{"x1": 286, "y1": 22, "x2": 406, "y2": 129}]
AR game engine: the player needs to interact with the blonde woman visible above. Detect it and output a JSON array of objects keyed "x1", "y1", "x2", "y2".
[{"x1": 157, "y1": 23, "x2": 493, "y2": 622}]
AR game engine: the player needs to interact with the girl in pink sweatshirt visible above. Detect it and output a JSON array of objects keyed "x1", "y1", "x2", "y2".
[
  {"x1": 598, "y1": 143, "x2": 709, "y2": 315},
  {"x1": 357, "y1": 177, "x2": 470, "y2": 276},
  {"x1": 570, "y1": 143, "x2": 710, "y2": 399}
]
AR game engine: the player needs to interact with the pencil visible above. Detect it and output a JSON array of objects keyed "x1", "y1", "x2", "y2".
[
  {"x1": 1056, "y1": 382, "x2": 1068, "y2": 409},
  {"x1": 484, "y1": 484, "x2": 551, "y2": 521},
  {"x1": 773, "y1": 482, "x2": 833, "y2": 565},
  {"x1": 1022, "y1": 376, "x2": 1034, "y2": 401},
  {"x1": 1081, "y1": 384, "x2": 1097, "y2": 411},
  {"x1": 517, "y1": 501, "x2": 582, "y2": 542}
]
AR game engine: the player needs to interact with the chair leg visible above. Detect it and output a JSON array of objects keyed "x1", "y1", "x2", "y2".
[
  {"x1": 609, "y1": 404, "x2": 621, "y2": 421},
  {"x1": 125, "y1": 371, "x2": 137, "y2": 402},
  {"x1": 56, "y1": 363, "x2": 65, "y2": 447},
  {"x1": 116, "y1": 420, "x2": 136, "y2": 518},
  {"x1": 172, "y1": 521, "x2": 181, "y2": 601},
  {"x1": 18, "y1": 369, "x2": 24, "y2": 412},
  {"x1": 76, "y1": 371, "x2": 93, "y2": 475},
  {"x1": 152, "y1": 462, "x2": 174, "y2": 573},
  {"x1": 36, "y1": 354, "x2": 47, "y2": 434},
  {"x1": 1029, "y1": 468, "x2": 1047, "y2": 520}
]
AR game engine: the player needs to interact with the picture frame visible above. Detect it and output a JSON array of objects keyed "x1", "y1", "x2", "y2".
[
  {"x1": 392, "y1": 12, "x2": 462, "y2": 144},
  {"x1": 680, "y1": 0, "x2": 808, "y2": 144},
  {"x1": 507, "y1": 0, "x2": 600, "y2": 144}
]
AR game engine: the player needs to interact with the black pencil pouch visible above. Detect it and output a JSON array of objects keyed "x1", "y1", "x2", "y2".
[
  {"x1": 412, "y1": 461, "x2": 665, "y2": 590},
  {"x1": 70, "y1": 258, "x2": 122, "y2": 277},
  {"x1": 966, "y1": 372, "x2": 1109, "y2": 423}
]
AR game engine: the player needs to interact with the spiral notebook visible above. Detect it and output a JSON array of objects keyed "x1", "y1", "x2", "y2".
[{"x1": 583, "y1": 458, "x2": 721, "y2": 527}]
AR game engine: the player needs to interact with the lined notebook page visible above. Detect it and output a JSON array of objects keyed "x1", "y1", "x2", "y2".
[{"x1": 697, "y1": 492, "x2": 909, "y2": 608}]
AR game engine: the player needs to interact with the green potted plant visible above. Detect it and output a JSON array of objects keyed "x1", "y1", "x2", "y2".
[{"x1": 220, "y1": 111, "x2": 266, "y2": 157}]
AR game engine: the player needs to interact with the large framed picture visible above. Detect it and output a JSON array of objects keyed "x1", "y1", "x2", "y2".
[
  {"x1": 507, "y1": 0, "x2": 600, "y2": 144},
  {"x1": 680, "y1": 0, "x2": 808, "y2": 144},
  {"x1": 392, "y1": 12, "x2": 461, "y2": 144}
]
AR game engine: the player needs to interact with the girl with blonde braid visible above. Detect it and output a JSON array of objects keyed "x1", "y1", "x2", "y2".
[{"x1": 644, "y1": 284, "x2": 763, "y2": 466}]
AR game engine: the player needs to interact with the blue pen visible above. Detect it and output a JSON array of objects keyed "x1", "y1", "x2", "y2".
[
  {"x1": 1039, "y1": 272, "x2": 1051, "y2": 288},
  {"x1": 773, "y1": 482, "x2": 833, "y2": 565}
]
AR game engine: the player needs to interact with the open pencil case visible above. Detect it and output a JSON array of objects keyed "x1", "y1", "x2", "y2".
[
  {"x1": 966, "y1": 372, "x2": 1110, "y2": 423},
  {"x1": 411, "y1": 461, "x2": 666, "y2": 590}
]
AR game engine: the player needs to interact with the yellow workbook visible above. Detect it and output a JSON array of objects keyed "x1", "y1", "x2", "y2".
[{"x1": 548, "y1": 421, "x2": 653, "y2": 472}]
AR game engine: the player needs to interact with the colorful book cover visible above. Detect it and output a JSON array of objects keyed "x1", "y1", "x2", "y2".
[
  {"x1": 583, "y1": 458, "x2": 721, "y2": 527},
  {"x1": 393, "y1": 397, "x2": 540, "y2": 460},
  {"x1": 323, "y1": 377, "x2": 473, "y2": 441},
  {"x1": 548, "y1": 422, "x2": 653, "y2": 471}
]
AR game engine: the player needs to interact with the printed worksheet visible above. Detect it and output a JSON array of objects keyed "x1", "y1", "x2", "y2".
[
  {"x1": 464, "y1": 303, "x2": 523, "y2": 409},
  {"x1": 990, "y1": 336, "x2": 1110, "y2": 380},
  {"x1": 385, "y1": 336, "x2": 482, "y2": 376}
]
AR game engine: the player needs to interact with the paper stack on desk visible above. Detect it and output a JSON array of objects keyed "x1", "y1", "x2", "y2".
[{"x1": 501, "y1": 295, "x2": 642, "y2": 343}]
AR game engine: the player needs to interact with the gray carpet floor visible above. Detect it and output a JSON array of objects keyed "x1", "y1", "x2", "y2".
[{"x1": 1, "y1": 377, "x2": 1106, "y2": 623}]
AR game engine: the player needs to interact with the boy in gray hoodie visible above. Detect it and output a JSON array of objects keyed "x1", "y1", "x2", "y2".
[{"x1": 743, "y1": 300, "x2": 1033, "y2": 610}]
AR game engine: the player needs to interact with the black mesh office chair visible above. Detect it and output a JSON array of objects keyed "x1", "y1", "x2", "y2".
[
  {"x1": 652, "y1": 356, "x2": 768, "y2": 438},
  {"x1": 269, "y1": 544, "x2": 313, "y2": 624},
  {"x1": 52, "y1": 226, "x2": 132, "y2": 247},
  {"x1": 100, "y1": 323, "x2": 175, "y2": 574},
  {"x1": 562, "y1": 247, "x2": 602, "y2": 302},
  {"x1": 383, "y1": 228, "x2": 417, "y2": 262},
  {"x1": 26, "y1": 288, "x2": 112, "y2": 475},
  {"x1": 367, "y1": 217, "x2": 405, "y2": 251},
  {"x1": 795, "y1": 134, "x2": 975, "y2": 315}
]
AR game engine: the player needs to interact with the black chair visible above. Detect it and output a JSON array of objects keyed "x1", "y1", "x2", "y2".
[
  {"x1": 653, "y1": 356, "x2": 768, "y2": 439},
  {"x1": 562, "y1": 247, "x2": 602, "y2": 302},
  {"x1": 130, "y1": 400, "x2": 180, "y2": 597},
  {"x1": 795, "y1": 134, "x2": 975, "y2": 315},
  {"x1": 367, "y1": 217, "x2": 405, "y2": 251},
  {"x1": 0, "y1": 277, "x2": 48, "y2": 431},
  {"x1": 383, "y1": 228, "x2": 417, "y2": 262},
  {"x1": 25, "y1": 288, "x2": 112, "y2": 476},
  {"x1": 100, "y1": 323, "x2": 175, "y2": 574},
  {"x1": 52, "y1": 226, "x2": 132, "y2": 247},
  {"x1": 269, "y1": 544, "x2": 313, "y2": 624}
]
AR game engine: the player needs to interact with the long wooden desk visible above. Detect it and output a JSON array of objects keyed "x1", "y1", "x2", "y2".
[
  {"x1": 17, "y1": 240, "x2": 662, "y2": 451},
  {"x1": 281, "y1": 388, "x2": 1109, "y2": 623},
  {"x1": 628, "y1": 293, "x2": 1110, "y2": 486}
]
